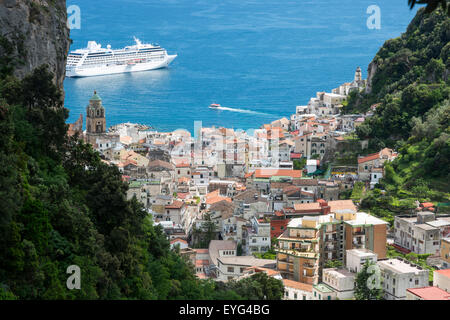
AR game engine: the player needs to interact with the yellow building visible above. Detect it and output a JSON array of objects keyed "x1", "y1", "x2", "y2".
[{"x1": 441, "y1": 238, "x2": 450, "y2": 269}]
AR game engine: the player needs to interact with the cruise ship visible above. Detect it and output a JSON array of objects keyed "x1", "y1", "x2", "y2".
[{"x1": 66, "y1": 38, "x2": 177, "y2": 77}]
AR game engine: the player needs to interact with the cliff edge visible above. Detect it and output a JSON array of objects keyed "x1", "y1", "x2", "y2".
[{"x1": 0, "y1": 0, "x2": 70, "y2": 89}]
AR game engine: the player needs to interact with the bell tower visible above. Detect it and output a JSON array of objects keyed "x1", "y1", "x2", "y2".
[
  {"x1": 86, "y1": 91, "x2": 106, "y2": 134},
  {"x1": 354, "y1": 66, "x2": 362, "y2": 84}
]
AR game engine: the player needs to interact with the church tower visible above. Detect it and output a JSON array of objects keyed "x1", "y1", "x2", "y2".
[
  {"x1": 86, "y1": 91, "x2": 106, "y2": 134},
  {"x1": 354, "y1": 66, "x2": 362, "y2": 84}
]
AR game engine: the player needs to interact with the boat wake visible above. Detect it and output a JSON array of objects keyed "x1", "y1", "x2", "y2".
[{"x1": 213, "y1": 106, "x2": 272, "y2": 116}]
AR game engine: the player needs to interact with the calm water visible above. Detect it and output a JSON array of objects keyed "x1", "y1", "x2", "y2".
[{"x1": 65, "y1": 0, "x2": 418, "y2": 133}]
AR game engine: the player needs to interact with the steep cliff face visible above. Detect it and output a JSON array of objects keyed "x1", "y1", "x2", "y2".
[
  {"x1": 0, "y1": 0, "x2": 70, "y2": 89},
  {"x1": 364, "y1": 60, "x2": 378, "y2": 94}
]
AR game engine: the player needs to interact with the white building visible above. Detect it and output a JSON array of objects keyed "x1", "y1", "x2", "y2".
[
  {"x1": 322, "y1": 268, "x2": 356, "y2": 300},
  {"x1": 306, "y1": 159, "x2": 320, "y2": 175},
  {"x1": 377, "y1": 258, "x2": 429, "y2": 300},
  {"x1": 394, "y1": 212, "x2": 442, "y2": 255},
  {"x1": 245, "y1": 217, "x2": 271, "y2": 254},
  {"x1": 346, "y1": 248, "x2": 378, "y2": 273},
  {"x1": 216, "y1": 256, "x2": 276, "y2": 282},
  {"x1": 283, "y1": 279, "x2": 313, "y2": 300},
  {"x1": 191, "y1": 166, "x2": 214, "y2": 195}
]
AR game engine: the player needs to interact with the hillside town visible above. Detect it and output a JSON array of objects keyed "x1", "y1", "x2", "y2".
[{"x1": 68, "y1": 67, "x2": 450, "y2": 301}]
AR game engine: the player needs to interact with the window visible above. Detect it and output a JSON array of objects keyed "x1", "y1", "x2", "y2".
[
  {"x1": 227, "y1": 267, "x2": 234, "y2": 273},
  {"x1": 294, "y1": 293, "x2": 297, "y2": 299}
]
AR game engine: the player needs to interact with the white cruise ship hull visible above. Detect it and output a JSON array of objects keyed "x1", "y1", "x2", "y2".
[{"x1": 66, "y1": 54, "x2": 177, "y2": 78}]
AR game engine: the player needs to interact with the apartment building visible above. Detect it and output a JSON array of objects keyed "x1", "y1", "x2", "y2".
[
  {"x1": 245, "y1": 217, "x2": 271, "y2": 254},
  {"x1": 276, "y1": 205, "x2": 387, "y2": 285},
  {"x1": 275, "y1": 215, "x2": 331, "y2": 285},
  {"x1": 377, "y1": 258, "x2": 429, "y2": 300},
  {"x1": 394, "y1": 212, "x2": 445, "y2": 255},
  {"x1": 346, "y1": 248, "x2": 378, "y2": 273}
]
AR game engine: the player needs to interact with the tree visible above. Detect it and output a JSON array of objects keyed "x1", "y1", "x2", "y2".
[
  {"x1": 229, "y1": 272, "x2": 284, "y2": 300},
  {"x1": 324, "y1": 260, "x2": 343, "y2": 268},
  {"x1": 354, "y1": 261, "x2": 384, "y2": 300},
  {"x1": 408, "y1": 0, "x2": 450, "y2": 16},
  {"x1": 293, "y1": 158, "x2": 306, "y2": 170}
]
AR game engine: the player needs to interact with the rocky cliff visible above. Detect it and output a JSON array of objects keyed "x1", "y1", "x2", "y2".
[{"x1": 0, "y1": 0, "x2": 70, "y2": 90}]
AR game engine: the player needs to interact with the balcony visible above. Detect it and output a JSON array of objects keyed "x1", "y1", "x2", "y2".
[
  {"x1": 275, "y1": 248, "x2": 319, "y2": 259},
  {"x1": 303, "y1": 263, "x2": 316, "y2": 270},
  {"x1": 303, "y1": 275, "x2": 318, "y2": 285}
]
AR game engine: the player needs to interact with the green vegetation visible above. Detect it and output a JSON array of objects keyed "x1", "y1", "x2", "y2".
[
  {"x1": 253, "y1": 251, "x2": 276, "y2": 260},
  {"x1": 345, "y1": 8, "x2": 449, "y2": 151},
  {"x1": 324, "y1": 260, "x2": 343, "y2": 269},
  {"x1": 408, "y1": 0, "x2": 450, "y2": 15},
  {"x1": 213, "y1": 272, "x2": 284, "y2": 300},
  {"x1": 345, "y1": 8, "x2": 450, "y2": 223},
  {"x1": 293, "y1": 158, "x2": 306, "y2": 170},
  {"x1": 350, "y1": 182, "x2": 365, "y2": 203},
  {"x1": 354, "y1": 261, "x2": 384, "y2": 300},
  {"x1": 386, "y1": 245, "x2": 436, "y2": 282}
]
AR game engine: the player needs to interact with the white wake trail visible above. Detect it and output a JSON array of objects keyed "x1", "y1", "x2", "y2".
[{"x1": 214, "y1": 106, "x2": 271, "y2": 116}]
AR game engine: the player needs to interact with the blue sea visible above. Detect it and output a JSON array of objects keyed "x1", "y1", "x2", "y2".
[{"x1": 65, "y1": 0, "x2": 418, "y2": 133}]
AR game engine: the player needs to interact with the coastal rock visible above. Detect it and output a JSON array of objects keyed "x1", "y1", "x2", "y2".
[
  {"x1": 0, "y1": 0, "x2": 70, "y2": 91},
  {"x1": 365, "y1": 60, "x2": 378, "y2": 94}
]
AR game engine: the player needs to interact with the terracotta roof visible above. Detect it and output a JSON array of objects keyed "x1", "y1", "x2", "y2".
[
  {"x1": 358, "y1": 153, "x2": 379, "y2": 164},
  {"x1": 178, "y1": 177, "x2": 191, "y2": 184},
  {"x1": 148, "y1": 159, "x2": 174, "y2": 170},
  {"x1": 165, "y1": 200, "x2": 184, "y2": 209},
  {"x1": 206, "y1": 196, "x2": 232, "y2": 205},
  {"x1": 290, "y1": 153, "x2": 302, "y2": 159},
  {"x1": 176, "y1": 162, "x2": 190, "y2": 168},
  {"x1": 294, "y1": 202, "x2": 322, "y2": 211},
  {"x1": 421, "y1": 202, "x2": 434, "y2": 208},
  {"x1": 407, "y1": 287, "x2": 450, "y2": 300},
  {"x1": 328, "y1": 200, "x2": 357, "y2": 213},
  {"x1": 244, "y1": 172, "x2": 255, "y2": 179},
  {"x1": 177, "y1": 193, "x2": 190, "y2": 200},
  {"x1": 254, "y1": 169, "x2": 302, "y2": 179},
  {"x1": 195, "y1": 259, "x2": 210, "y2": 267},
  {"x1": 283, "y1": 279, "x2": 313, "y2": 292}
]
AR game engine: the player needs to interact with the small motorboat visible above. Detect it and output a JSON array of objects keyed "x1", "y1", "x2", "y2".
[{"x1": 209, "y1": 103, "x2": 221, "y2": 109}]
